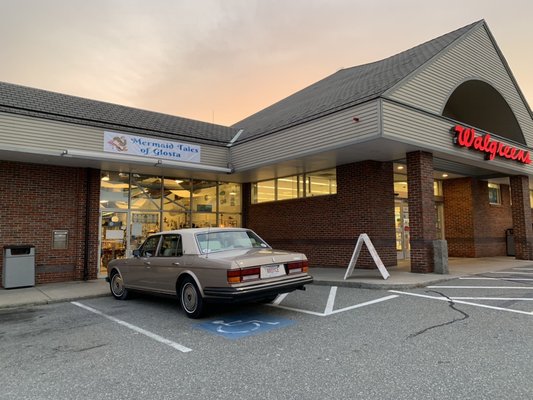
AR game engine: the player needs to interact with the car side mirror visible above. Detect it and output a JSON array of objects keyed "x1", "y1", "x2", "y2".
[{"x1": 133, "y1": 249, "x2": 141, "y2": 257}]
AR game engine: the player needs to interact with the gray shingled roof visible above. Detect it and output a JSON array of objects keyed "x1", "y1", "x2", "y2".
[
  {"x1": 232, "y1": 20, "x2": 482, "y2": 142},
  {"x1": 0, "y1": 21, "x2": 482, "y2": 147},
  {"x1": 0, "y1": 82, "x2": 238, "y2": 146}
]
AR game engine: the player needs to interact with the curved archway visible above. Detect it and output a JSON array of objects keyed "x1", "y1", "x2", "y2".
[{"x1": 442, "y1": 80, "x2": 525, "y2": 144}]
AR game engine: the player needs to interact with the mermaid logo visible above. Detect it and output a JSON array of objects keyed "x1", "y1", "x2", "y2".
[{"x1": 108, "y1": 135, "x2": 128, "y2": 152}]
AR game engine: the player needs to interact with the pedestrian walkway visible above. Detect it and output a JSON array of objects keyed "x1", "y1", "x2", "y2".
[
  {"x1": 313, "y1": 256, "x2": 533, "y2": 289},
  {"x1": 1, "y1": 257, "x2": 532, "y2": 309}
]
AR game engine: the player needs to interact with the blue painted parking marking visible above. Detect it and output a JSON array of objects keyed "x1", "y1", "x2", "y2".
[{"x1": 196, "y1": 313, "x2": 294, "y2": 339}]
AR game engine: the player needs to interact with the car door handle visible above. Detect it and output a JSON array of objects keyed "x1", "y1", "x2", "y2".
[
  {"x1": 144, "y1": 261, "x2": 151, "y2": 266},
  {"x1": 172, "y1": 262, "x2": 180, "y2": 266}
]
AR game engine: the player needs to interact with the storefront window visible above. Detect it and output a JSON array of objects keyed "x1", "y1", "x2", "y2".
[
  {"x1": 191, "y1": 212, "x2": 217, "y2": 228},
  {"x1": 488, "y1": 183, "x2": 501, "y2": 205},
  {"x1": 253, "y1": 180, "x2": 276, "y2": 203},
  {"x1": 278, "y1": 176, "x2": 302, "y2": 200},
  {"x1": 394, "y1": 181, "x2": 408, "y2": 199},
  {"x1": 251, "y1": 169, "x2": 336, "y2": 204},
  {"x1": 100, "y1": 171, "x2": 130, "y2": 209},
  {"x1": 130, "y1": 175, "x2": 162, "y2": 210},
  {"x1": 434, "y1": 180, "x2": 443, "y2": 197},
  {"x1": 99, "y1": 171, "x2": 242, "y2": 276},
  {"x1": 307, "y1": 169, "x2": 337, "y2": 196},
  {"x1": 219, "y1": 213, "x2": 241, "y2": 228},
  {"x1": 189, "y1": 180, "x2": 217, "y2": 228},
  {"x1": 100, "y1": 211, "x2": 128, "y2": 274},
  {"x1": 130, "y1": 212, "x2": 160, "y2": 250},
  {"x1": 394, "y1": 180, "x2": 444, "y2": 199},
  {"x1": 163, "y1": 178, "x2": 191, "y2": 212}
]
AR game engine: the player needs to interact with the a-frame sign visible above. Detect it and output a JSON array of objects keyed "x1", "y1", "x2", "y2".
[{"x1": 343, "y1": 233, "x2": 390, "y2": 280}]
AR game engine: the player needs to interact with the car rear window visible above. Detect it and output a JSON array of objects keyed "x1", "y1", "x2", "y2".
[{"x1": 196, "y1": 231, "x2": 269, "y2": 253}]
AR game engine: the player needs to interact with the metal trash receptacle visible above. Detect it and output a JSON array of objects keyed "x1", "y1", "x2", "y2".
[
  {"x1": 505, "y1": 229, "x2": 515, "y2": 257},
  {"x1": 3, "y1": 245, "x2": 35, "y2": 289}
]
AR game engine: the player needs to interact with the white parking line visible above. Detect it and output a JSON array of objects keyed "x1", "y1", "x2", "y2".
[
  {"x1": 427, "y1": 286, "x2": 533, "y2": 290},
  {"x1": 489, "y1": 271, "x2": 533, "y2": 275},
  {"x1": 324, "y1": 287, "x2": 338, "y2": 315},
  {"x1": 71, "y1": 302, "x2": 192, "y2": 353},
  {"x1": 389, "y1": 290, "x2": 533, "y2": 316},
  {"x1": 450, "y1": 297, "x2": 533, "y2": 301},
  {"x1": 268, "y1": 290, "x2": 398, "y2": 317},
  {"x1": 459, "y1": 277, "x2": 533, "y2": 281},
  {"x1": 268, "y1": 304, "x2": 326, "y2": 317},
  {"x1": 327, "y1": 295, "x2": 399, "y2": 315},
  {"x1": 273, "y1": 293, "x2": 289, "y2": 305}
]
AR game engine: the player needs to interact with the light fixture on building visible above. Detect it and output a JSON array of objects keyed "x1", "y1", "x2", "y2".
[
  {"x1": 442, "y1": 173, "x2": 449, "y2": 178},
  {"x1": 397, "y1": 165, "x2": 404, "y2": 171}
]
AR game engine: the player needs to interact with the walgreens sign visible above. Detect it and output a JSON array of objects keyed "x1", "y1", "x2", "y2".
[{"x1": 452, "y1": 125, "x2": 531, "y2": 165}]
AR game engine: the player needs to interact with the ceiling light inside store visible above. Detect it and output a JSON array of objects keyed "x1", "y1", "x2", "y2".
[
  {"x1": 101, "y1": 174, "x2": 110, "y2": 181},
  {"x1": 175, "y1": 179, "x2": 183, "y2": 184}
]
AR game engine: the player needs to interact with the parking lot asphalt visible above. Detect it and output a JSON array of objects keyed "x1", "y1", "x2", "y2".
[{"x1": 1, "y1": 256, "x2": 532, "y2": 309}]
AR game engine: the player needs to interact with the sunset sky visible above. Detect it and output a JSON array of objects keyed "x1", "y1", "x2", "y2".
[{"x1": 1, "y1": 0, "x2": 532, "y2": 127}]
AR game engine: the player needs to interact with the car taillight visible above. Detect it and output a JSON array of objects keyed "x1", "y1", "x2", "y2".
[
  {"x1": 227, "y1": 267, "x2": 261, "y2": 283},
  {"x1": 287, "y1": 260, "x2": 309, "y2": 274}
]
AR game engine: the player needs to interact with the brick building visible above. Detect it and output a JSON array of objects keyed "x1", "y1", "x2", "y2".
[{"x1": 1, "y1": 20, "x2": 533, "y2": 286}]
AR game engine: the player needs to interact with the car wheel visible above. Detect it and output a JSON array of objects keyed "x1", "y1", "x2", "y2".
[
  {"x1": 110, "y1": 271, "x2": 129, "y2": 300},
  {"x1": 179, "y1": 276, "x2": 205, "y2": 319}
]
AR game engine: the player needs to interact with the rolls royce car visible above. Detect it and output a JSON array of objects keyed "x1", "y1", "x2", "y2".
[{"x1": 106, "y1": 228, "x2": 313, "y2": 318}]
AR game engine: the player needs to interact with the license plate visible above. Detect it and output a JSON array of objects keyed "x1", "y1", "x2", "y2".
[{"x1": 260, "y1": 264, "x2": 286, "y2": 279}]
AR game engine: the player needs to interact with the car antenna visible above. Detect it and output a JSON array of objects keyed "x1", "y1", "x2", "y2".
[{"x1": 206, "y1": 226, "x2": 210, "y2": 258}]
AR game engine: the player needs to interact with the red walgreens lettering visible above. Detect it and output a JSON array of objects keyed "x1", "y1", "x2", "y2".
[{"x1": 452, "y1": 125, "x2": 531, "y2": 164}]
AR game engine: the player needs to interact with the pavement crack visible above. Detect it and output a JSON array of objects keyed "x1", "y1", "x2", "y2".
[{"x1": 407, "y1": 290, "x2": 469, "y2": 339}]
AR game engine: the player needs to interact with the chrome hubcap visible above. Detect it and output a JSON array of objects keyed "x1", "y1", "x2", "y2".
[
  {"x1": 182, "y1": 283, "x2": 197, "y2": 313},
  {"x1": 111, "y1": 275, "x2": 124, "y2": 296}
]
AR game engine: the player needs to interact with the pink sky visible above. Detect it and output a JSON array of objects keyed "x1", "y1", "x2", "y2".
[{"x1": 1, "y1": 0, "x2": 532, "y2": 127}]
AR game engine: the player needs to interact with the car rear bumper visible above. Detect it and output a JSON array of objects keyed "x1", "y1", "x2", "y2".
[{"x1": 203, "y1": 275, "x2": 313, "y2": 303}]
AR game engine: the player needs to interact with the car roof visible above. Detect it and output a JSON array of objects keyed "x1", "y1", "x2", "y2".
[{"x1": 151, "y1": 228, "x2": 250, "y2": 236}]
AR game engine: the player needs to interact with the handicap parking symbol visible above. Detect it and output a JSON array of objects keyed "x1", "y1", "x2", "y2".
[{"x1": 196, "y1": 313, "x2": 294, "y2": 339}]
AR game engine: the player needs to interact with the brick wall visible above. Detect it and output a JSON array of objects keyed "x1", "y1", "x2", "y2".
[
  {"x1": 443, "y1": 177, "x2": 513, "y2": 257},
  {"x1": 510, "y1": 175, "x2": 533, "y2": 259},
  {"x1": 473, "y1": 180, "x2": 513, "y2": 256},
  {"x1": 443, "y1": 178, "x2": 476, "y2": 256},
  {"x1": 245, "y1": 161, "x2": 397, "y2": 268},
  {"x1": 0, "y1": 161, "x2": 100, "y2": 286},
  {"x1": 407, "y1": 151, "x2": 436, "y2": 273}
]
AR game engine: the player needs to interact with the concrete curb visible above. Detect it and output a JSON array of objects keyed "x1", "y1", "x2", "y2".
[
  {"x1": 0, "y1": 292, "x2": 110, "y2": 311},
  {"x1": 312, "y1": 276, "x2": 456, "y2": 290}
]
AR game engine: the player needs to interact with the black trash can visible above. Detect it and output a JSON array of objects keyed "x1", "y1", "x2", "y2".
[
  {"x1": 505, "y1": 229, "x2": 515, "y2": 257},
  {"x1": 3, "y1": 245, "x2": 35, "y2": 289}
]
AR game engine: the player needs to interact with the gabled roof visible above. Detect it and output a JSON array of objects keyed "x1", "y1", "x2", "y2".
[
  {"x1": 233, "y1": 20, "x2": 482, "y2": 142},
  {"x1": 0, "y1": 81, "x2": 238, "y2": 146}
]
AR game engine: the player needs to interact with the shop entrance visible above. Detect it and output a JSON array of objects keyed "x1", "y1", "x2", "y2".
[
  {"x1": 395, "y1": 200, "x2": 410, "y2": 260},
  {"x1": 100, "y1": 211, "x2": 128, "y2": 277},
  {"x1": 99, "y1": 211, "x2": 162, "y2": 277}
]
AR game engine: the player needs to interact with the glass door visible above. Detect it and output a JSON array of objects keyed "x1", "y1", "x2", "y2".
[
  {"x1": 100, "y1": 211, "x2": 128, "y2": 277},
  {"x1": 395, "y1": 200, "x2": 410, "y2": 260}
]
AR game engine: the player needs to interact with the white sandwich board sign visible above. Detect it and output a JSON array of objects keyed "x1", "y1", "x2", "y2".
[{"x1": 344, "y1": 233, "x2": 390, "y2": 280}]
